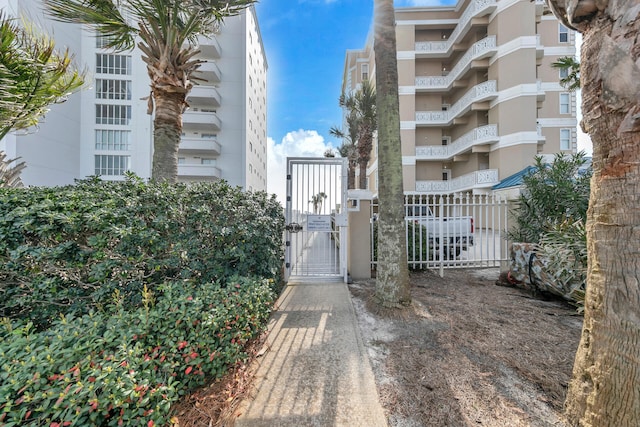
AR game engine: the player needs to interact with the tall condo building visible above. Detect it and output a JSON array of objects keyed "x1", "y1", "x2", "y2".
[
  {"x1": 0, "y1": 0, "x2": 268, "y2": 191},
  {"x1": 342, "y1": 0, "x2": 577, "y2": 195}
]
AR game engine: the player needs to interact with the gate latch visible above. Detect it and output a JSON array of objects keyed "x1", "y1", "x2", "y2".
[{"x1": 285, "y1": 222, "x2": 303, "y2": 233}]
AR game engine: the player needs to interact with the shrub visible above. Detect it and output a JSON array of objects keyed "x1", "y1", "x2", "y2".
[
  {"x1": 508, "y1": 153, "x2": 591, "y2": 309},
  {"x1": 0, "y1": 277, "x2": 276, "y2": 426},
  {"x1": 0, "y1": 177, "x2": 284, "y2": 328},
  {"x1": 509, "y1": 152, "x2": 591, "y2": 243}
]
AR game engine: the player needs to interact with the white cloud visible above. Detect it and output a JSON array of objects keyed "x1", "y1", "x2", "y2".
[{"x1": 267, "y1": 129, "x2": 336, "y2": 205}]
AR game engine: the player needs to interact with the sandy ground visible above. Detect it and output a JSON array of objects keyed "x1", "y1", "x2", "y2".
[{"x1": 348, "y1": 268, "x2": 583, "y2": 427}]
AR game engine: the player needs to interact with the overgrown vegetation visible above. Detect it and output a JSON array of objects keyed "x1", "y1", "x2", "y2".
[
  {"x1": 510, "y1": 152, "x2": 591, "y2": 307},
  {"x1": 0, "y1": 177, "x2": 284, "y2": 425},
  {"x1": 510, "y1": 153, "x2": 590, "y2": 244}
]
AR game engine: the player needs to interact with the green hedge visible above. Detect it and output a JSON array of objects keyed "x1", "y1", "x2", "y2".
[
  {"x1": 0, "y1": 177, "x2": 284, "y2": 328},
  {"x1": 0, "y1": 277, "x2": 276, "y2": 426}
]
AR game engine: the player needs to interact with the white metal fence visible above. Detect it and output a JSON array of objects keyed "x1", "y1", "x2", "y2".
[{"x1": 371, "y1": 192, "x2": 510, "y2": 274}]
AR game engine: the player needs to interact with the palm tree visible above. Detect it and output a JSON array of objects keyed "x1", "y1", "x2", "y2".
[
  {"x1": 309, "y1": 192, "x2": 327, "y2": 214},
  {"x1": 1, "y1": 11, "x2": 84, "y2": 186},
  {"x1": 373, "y1": 0, "x2": 410, "y2": 308},
  {"x1": 0, "y1": 11, "x2": 85, "y2": 140},
  {"x1": 551, "y1": 56, "x2": 580, "y2": 91},
  {"x1": 329, "y1": 111, "x2": 358, "y2": 189},
  {"x1": 42, "y1": 0, "x2": 256, "y2": 182},
  {"x1": 339, "y1": 80, "x2": 377, "y2": 189},
  {"x1": 546, "y1": 0, "x2": 640, "y2": 424}
]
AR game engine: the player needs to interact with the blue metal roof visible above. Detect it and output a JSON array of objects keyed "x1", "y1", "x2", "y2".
[{"x1": 492, "y1": 166, "x2": 537, "y2": 190}]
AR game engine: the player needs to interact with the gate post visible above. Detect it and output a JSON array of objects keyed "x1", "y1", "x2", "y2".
[{"x1": 347, "y1": 190, "x2": 373, "y2": 280}]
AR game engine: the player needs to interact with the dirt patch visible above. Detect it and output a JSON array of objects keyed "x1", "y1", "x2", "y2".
[{"x1": 349, "y1": 268, "x2": 583, "y2": 427}]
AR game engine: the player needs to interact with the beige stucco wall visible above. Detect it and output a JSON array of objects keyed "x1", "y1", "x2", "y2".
[
  {"x1": 489, "y1": 1, "x2": 536, "y2": 44},
  {"x1": 489, "y1": 97, "x2": 537, "y2": 135},
  {"x1": 490, "y1": 144, "x2": 538, "y2": 179}
]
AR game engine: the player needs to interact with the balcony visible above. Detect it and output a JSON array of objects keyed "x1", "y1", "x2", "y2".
[
  {"x1": 416, "y1": 125, "x2": 498, "y2": 160},
  {"x1": 182, "y1": 109, "x2": 221, "y2": 131},
  {"x1": 197, "y1": 61, "x2": 221, "y2": 84},
  {"x1": 178, "y1": 164, "x2": 222, "y2": 181},
  {"x1": 415, "y1": 0, "x2": 497, "y2": 57},
  {"x1": 186, "y1": 86, "x2": 221, "y2": 108},
  {"x1": 195, "y1": 34, "x2": 221, "y2": 58},
  {"x1": 415, "y1": 36, "x2": 496, "y2": 92},
  {"x1": 536, "y1": 34, "x2": 544, "y2": 59},
  {"x1": 416, "y1": 169, "x2": 499, "y2": 193},
  {"x1": 179, "y1": 137, "x2": 221, "y2": 156},
  {"x1": 416, "y1": 81, "x2": 497, "y2": 126}
]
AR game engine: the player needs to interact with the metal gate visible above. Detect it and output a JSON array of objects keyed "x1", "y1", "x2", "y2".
[{"x1": 285, "y1": 157, "x2": 348, "y2": 283}]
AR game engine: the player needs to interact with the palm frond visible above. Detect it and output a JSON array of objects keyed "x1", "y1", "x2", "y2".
[
  {"x1": 0, "y1": 11, "x2": 85, "y2": 139},
  {"x1": 42, "y1": 0, "x2": 137, "y2": 50},
  {"x1": 551, "y1": 56, "x2": 580, "y2": 91}
]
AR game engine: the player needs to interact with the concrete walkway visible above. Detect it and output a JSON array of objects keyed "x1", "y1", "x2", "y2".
[{"x1": 233, "y1": 281, "x2": 388, "y2": 427}]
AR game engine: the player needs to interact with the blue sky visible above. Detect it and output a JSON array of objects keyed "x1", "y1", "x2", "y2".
[{"x1": 255, "y1": 1, "x2": 371, "y2": 145}]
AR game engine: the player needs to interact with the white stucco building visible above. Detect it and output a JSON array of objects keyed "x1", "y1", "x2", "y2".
[{"x1": 0, "y1": 0, "x2": 268, "y2": 191}]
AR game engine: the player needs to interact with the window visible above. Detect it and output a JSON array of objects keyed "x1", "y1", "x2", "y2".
[
  {"x1": 560, "y1": 129, "x2": 571, "y2": 150},
  {"x1": 442, "y1": 170, "x2": 451, "y2": 181},
  {"x1": 201, "y1": 158, "x2": 215, "y2": 165},
  {"x1": 559, "y1": 67, "x2": 569, "y2": 79},
  {"x1": 178, "y1": 157, "x2": 186, "y2": 164},
  {"x1": 94, "y1": 155, "x2": 129, "y2": 176},
  {"x1": 96, "y1": 54, "x2": 132, "y2": 75},
  {"x1": 560, "y1": 92, "x2": 570, "y2": 114},
  {"x1": 201, "y1": 133, "x2": 217, "y2": 139},
  {"x1": 96, "y1": 35, "x2": 115, "y2": 48},
  {"x1": 442, "y1": 137, "x2": 450, "y2": 146},
  {"x1": 95, "y1": 130, "x2": 131, "y2": 150},
  {"x1": 361, "y1": 64, "x2": 369, "y2": 81},
  {"x1": 95, "y1": 79, "x2": 132, "y2": 100},
  {"x1": 559, "y1": 24, "x2": 569, "y2": 43},
  {"x1": 96, "y1": 104, "x2": 132, "y2": 125}
]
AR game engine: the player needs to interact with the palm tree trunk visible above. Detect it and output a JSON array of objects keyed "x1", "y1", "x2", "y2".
[
  {"x1": 348, "y1": 159, "x2": 357, "y2": 190},
  {"x1": 373, "y1": 0, "x2": 411, "y2": 308},
  {"x1": 564, "y1": 14, "x2": 640, "y2": 426},
  {"x1": 358, "y1": 130, "x2": 373, "y2": 190},
  {"x1": 358, "y1": 160, "x2": 368, "y2": 189},
  {"x1": 151, "y1": 90, "x2": 185, "y2": 182}
]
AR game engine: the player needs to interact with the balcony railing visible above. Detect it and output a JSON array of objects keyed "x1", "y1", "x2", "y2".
[
  {"x1": 182, "y1": 110, "x2": 221, "y2": 131},
  {"x1": 415, "y1": 80, "x2": 497, "y2": 126},
  {"x1": 195, "y1": 34, "x2": 221, "y2": 59},
  {"x1": 179, "y1": 137, "x2": 221, "y2": 156},
  {"x1": 415, "y1": 0, "x2": 497, "y2": 56},
  {"x1": 178, "y1": 164, "x2": 222, "y2": 180},
  {"x1": 416, "y1": 125, "x2": 498, "y2": 160},
  {"x1": 197, "y1": 61, "x2": 221, "y2": 84},
  {"x1": 186, "y1": 86, "x2": 221, "y2": 107},
  {"x1": 415, "y1": 36, "x2": 496, "y2": 91},
  {"x1": 416, "y1": 169, "x2": 499, "y2": 193}
]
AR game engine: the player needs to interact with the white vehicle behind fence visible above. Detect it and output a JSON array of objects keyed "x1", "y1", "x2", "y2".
[{"x1": 406, "y1": 206, "x2": 474, "y2": 259}]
